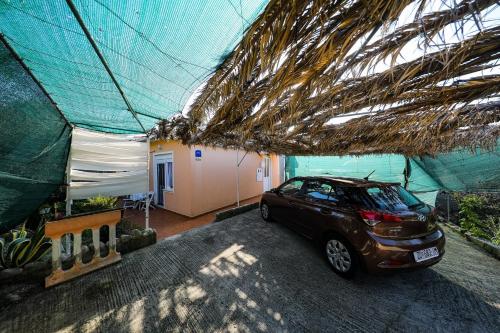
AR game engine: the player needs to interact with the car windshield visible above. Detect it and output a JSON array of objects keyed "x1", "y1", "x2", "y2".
[{"x1": 364, "y1": 185, "x2": 423, "y2": 211}]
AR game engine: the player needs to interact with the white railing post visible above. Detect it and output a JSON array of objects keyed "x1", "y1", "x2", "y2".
[
  {"x1": 51, "y1": 237, "x2": 62, "y2": 271},
  {"x1": 92, "y1": 228, "x2": 100, "y2": 258},
  {"x1": 73, "y1": 232, "x2": 82, "y2": 264}
]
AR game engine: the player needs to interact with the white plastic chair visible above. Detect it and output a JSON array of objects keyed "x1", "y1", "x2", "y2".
[
  {"x1": 123, "y1": 193, "x2": 144, "y2": 210},
  {"x1": 123, "y1": 196, "x2": 137, "y2": 210},
  {"x1": 139, "y1": 191, "x2": 156, "y2": 210}
]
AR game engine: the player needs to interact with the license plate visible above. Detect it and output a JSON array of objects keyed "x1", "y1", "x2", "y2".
[{"x1": 413, "y1": 247, "x2": 439, "y2": 262}]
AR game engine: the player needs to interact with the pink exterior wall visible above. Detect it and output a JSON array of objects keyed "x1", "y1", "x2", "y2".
[
  {"x1": 150, "y1": 140, "x2": 192, "y2": 216},
  {"x1": 150, "y1": 140, "x2": 281, "y2": 217}
]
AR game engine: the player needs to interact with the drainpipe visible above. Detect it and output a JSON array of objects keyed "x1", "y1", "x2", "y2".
[{"x1": 145, "y1": 136, "x2": 150, "y2": 229}]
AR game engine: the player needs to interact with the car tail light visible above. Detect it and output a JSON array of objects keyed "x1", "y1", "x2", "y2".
[{"x1": 359, "y1": 210, "x2": 402, "y2": 226}]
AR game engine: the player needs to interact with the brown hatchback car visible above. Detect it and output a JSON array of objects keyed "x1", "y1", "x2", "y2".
[{"x1": 260, "y1": 176, "x2": 445, "y2": 278}]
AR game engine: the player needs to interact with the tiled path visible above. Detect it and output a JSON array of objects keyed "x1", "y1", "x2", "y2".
[{"x1": 124, "y1": 196, "x2": 261, "y2": 239}]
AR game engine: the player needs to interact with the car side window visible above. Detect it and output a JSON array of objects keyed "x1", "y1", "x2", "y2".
[
  {"x1": 280, "y1": 180, "x2": 304, "y2": 195},
  {"x1": 328, "y1": 186, "x2": 342, "y2": 203},
  {"x1": 304, "y1": 180, "x2": 334, "y2": 202},
  {"x1": 337, "y1": 186, "x2": 374, "y2": 208}
]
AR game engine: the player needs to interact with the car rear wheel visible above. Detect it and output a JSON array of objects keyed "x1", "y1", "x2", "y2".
[
  {"x1": 260, "y1": 202, "x2": 273, "y2": 222},
  {"x1": 325, "y1": 237, "x2": 358, "y2": 278}
]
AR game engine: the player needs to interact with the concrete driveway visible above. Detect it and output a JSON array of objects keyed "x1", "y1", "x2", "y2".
[{"x1": 1, "y1": 210, "x2": 499, "y2": 332}]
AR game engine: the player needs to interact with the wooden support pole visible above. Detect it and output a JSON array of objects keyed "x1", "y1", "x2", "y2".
[
  {"x1": 64, "y1": 137, "x2": 73, "y2": 255},
  {"x1": 236, "y1": 149, "x2": 240, "y2": 207},
  {"x1": 235, "y1": 150, "x2": 248, "y2": 207}
]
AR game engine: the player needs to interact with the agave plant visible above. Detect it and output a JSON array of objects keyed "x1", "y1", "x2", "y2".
[{"x1": 0, "y1": 223, "x2": 52, "y2": 269}]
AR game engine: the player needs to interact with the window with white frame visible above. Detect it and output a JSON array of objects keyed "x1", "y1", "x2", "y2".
[
  {"x1": 155, "y1": 152, "x2": 174, "y2": 200},
  {"x1": 166, "y1": 159, "x2": 173, "y2": 191}
]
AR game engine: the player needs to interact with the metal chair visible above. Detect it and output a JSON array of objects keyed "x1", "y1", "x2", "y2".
[
  {"x1": 139, "y1": 191, "x2": 156, "y2": 210},
  {"x1": 123, "y1": 194, "x2": 141, "y2": 210}
]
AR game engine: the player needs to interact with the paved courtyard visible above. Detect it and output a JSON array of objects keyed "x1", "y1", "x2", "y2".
[
  {"x1": 1, "y1": 210, "x2": 499, "y2": 332},
  {"x1": 124, "y1": 196, "x2": 261, "y2": 239}
]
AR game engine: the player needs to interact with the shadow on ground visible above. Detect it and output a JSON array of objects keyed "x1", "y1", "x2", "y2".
[{"x1": 1, "y1": 210, "x2": 499, "y2": 332}]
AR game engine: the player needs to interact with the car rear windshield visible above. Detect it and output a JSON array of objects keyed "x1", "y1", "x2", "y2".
[{"x1": 339, "y1": 185, "x2": 424, "y2": 211}]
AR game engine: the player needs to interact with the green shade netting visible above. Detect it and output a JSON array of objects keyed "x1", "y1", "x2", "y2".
[
  {"x1": 413, "y1": 144, "x2": 500, "y2": 192},
  {"x1": 0, "y1": 41, "x2": 71, "y2": 233},
  {"x1": 285, "y1": 148, "x2": 500, "y2": 206},
  {"x1": 0, "y1": 0, "x2": 268, "y2": 133},
  {"x1": 0, "y1": 0, "x2": 268, "y2": 230}
]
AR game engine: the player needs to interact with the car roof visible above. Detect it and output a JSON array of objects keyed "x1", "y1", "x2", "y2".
[{"x1": 290, "y1": 176, "x2": 400, "y2": 187}]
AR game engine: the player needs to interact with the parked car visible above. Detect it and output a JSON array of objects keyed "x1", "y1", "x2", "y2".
[{"x1": 260, "y1": 176, "x2": 445, "y2": 278}]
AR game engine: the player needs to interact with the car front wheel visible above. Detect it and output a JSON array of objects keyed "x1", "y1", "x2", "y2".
[
  {"x1": 260, "y1": 202, "x2": 272, "y2": 222},
  {"x1": 325, "y1": 236, "x2": 358, "y2": 278}
]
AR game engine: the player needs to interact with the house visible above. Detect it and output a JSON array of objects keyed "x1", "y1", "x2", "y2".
[{"x1": 149, "y1": 140, "x2": 282, "y2": 217}]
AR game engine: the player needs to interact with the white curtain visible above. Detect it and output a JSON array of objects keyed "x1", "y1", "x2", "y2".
[{"x1": 68, "y1": 127, "x2": 148, "y2": 200}]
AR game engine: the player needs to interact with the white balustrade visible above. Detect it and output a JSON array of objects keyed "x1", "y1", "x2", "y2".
[{"x1": 45, "y1": 210, "x2": 122, "y2": 288}]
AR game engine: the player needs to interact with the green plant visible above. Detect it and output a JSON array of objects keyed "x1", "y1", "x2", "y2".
[
  {"x1": 486, "y1": 217, "x2": 500, "y2": 246},
  {"x1": 0, "y1": 223, "x2": 52, "y2": 269},
  {"x1": 117, "y1": 218, "x2": 144, "y2": 237},
  {"x1": 85, "y1": 196, "x2": 117, "y2": 209},
  {"x1": 458, "y1": 194, "x2": 499, "y2": 242},
  {"x1": 72, "y1": 196, "x2": 117, "y2": 214}
]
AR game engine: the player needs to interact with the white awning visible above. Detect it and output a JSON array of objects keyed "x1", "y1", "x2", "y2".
[{"x1": 68, "y1": 128, "x2": 148, "y2": 200}]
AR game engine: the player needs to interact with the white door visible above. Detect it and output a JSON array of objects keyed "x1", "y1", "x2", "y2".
[
  {"x1": 263, "y1": 156, "x2": 272, "y2": 192},
  {"x1": 153, "y1": 153, "x2": 173, "y2": 206}
]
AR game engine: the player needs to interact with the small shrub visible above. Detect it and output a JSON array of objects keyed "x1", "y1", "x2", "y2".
[
  {"x1": 117, "y1": 218, "x2": 144, "y2": 237},
  {"x1": 459, "y1": 194, "x2": 499, "y2": 243},
  {"x1": 486, "y1": 217, "x2": 500, "y2": 246},
  {"x1": 86, "y1": 196, "x2": 117, "y2": 210},
  {"x1": 72, "y1": 196, "x2": 117, "y2": 214}
]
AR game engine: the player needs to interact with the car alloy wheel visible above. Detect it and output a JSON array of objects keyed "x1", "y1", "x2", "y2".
[
  {"x1": 260, "y1": 203, "x2": 272, "y2": 222},
  {"x1": 326, "y1": 239, "x2": 352, "y2": 273}
]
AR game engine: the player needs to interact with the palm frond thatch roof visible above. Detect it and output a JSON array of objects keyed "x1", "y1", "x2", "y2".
[{"x1": 154, "y1": 0, "x2": 500, "y2": 156}]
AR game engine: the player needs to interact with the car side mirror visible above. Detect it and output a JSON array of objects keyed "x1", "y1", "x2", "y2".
[{"x1": 272, "y1": 188, "x2": 283, "y2": 196}]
